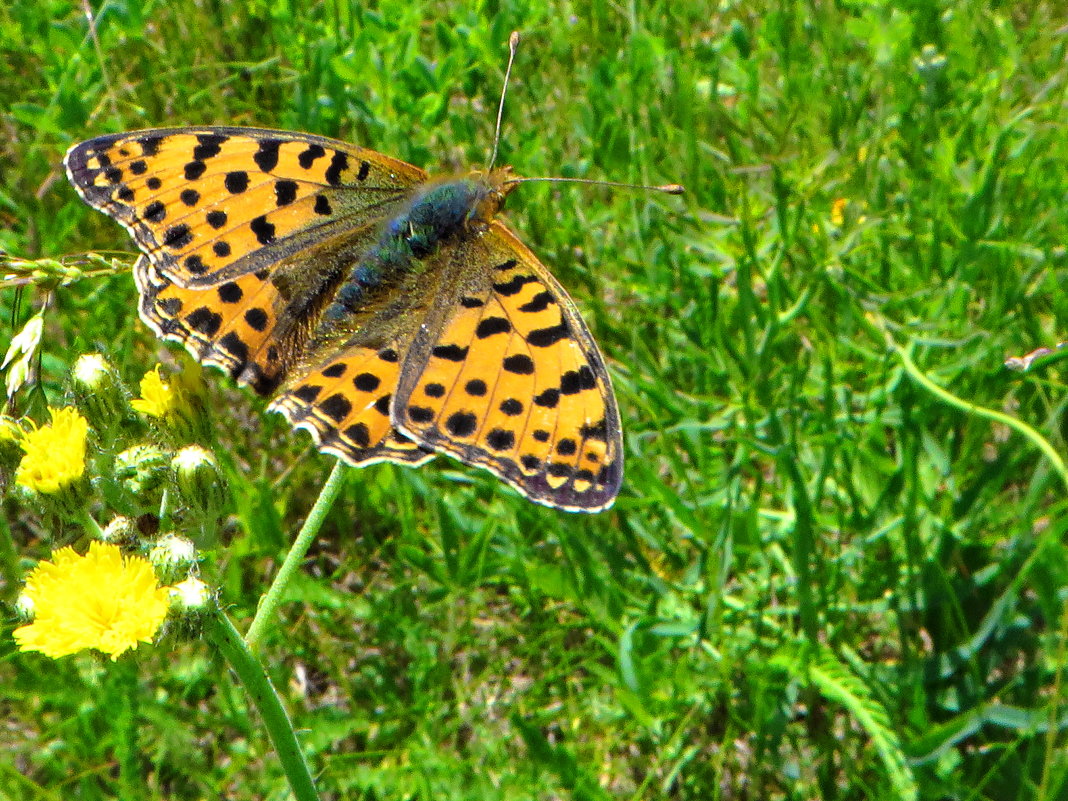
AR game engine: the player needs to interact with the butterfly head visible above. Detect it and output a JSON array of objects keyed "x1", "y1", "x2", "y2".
[{"x1": 464, "y1": 166, "x2": 520, "y2": 228}]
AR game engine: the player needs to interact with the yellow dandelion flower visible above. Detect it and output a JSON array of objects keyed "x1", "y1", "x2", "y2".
[
  {"x1": 130, "y1": 365, "x2": 178, "y2": 418},
  {"x1": 15, "y1": 407, "x2": 89, "y2": 494},
  {"x1": 14, "y1": 541, "x2": 170, "y2": 660},
  {"x1": 831, "y1": 197, "x2": 847, "y2": 226}
]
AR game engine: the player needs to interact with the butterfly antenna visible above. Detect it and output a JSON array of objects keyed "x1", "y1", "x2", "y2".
[
  {"x1": 488, "y1": 31, "x2": 521, "y2": 173},
  {"x1": 505, "y1": 176, "x2": 685, "y2": 195}
]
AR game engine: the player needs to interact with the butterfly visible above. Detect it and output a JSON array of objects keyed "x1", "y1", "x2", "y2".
[{"x1": 63, "y1": 125, "x2": 632, "y2": 511}]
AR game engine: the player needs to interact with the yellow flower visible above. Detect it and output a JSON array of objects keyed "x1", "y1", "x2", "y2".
[
  {"x1": 130, "y1": 365, "x2": 179, "y2": 418},
  {"x1": 830, "y1": 197, "x2": 847, "y2": 226},
  {"x1": 15, "y1": 407, "x2": 89, "y2": 494},
  {"x1": 14, "y1": 542, "x2": 170, "y2": 660}
]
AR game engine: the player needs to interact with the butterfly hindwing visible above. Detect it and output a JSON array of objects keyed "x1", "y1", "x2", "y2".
[
  {"x1": 270, "y1": 345, "x2": 434, "y2": 467},
  {"x1": 394, "y1": 222, "x2": 623, "y2": 511},
  {"x1": 65, "y1": 127, "x2": 425, "y2": 287},
  {"x1": 134, "y1": 256, "x2": 289, "y2": 394}
]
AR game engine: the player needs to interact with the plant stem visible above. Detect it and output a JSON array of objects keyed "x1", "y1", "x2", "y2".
[
  {"x1": 893, "y1": 341, "x2": 1068, "y2": 492},
  {"x1": 0, "y1": 512, "x2": 20, "y2": 600},
  {"x1": 206, "y1": 609, "x2": 319, "y2": 801},
  {"x1": 244, "y1": 460, "x2": 347, "y2": 651}
]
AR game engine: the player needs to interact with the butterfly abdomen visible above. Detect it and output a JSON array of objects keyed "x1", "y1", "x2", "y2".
[{"x1": 326, "y1": 178, "x2": 498, "y2": 319}]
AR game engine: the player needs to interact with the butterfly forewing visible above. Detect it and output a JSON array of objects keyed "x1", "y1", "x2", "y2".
[
  {"x1": 394, "y1": 222, "x2": 623, "y2": 511},
  {"x1": 65, "y1": 127, "x2": 425, "y2": 287}
]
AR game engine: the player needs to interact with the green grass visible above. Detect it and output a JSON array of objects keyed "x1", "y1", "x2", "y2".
[{"x1": 3, "y1": 0, "x2": 1068, "y2": 798}]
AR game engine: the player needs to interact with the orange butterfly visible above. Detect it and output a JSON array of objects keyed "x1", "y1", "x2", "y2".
[{"x1": 65, "y1": 36, "x2": 680, "y2": 511}]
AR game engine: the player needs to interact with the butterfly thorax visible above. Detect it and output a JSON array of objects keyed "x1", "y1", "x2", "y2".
[{"x1": 325, "y1": 169, "x2": 517, "y2": 320}]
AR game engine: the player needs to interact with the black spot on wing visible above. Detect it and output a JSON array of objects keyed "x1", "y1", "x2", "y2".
[
  {"x1": 527, "y1": 322, "x2": 570, "y2": 348},
  {"x1": 186, "y1": 307, "x2": 222, "y2": 337},
  {"x1": 321, "y1": 362, "x2": 347, "y2": 378},
  {"x1": 493, "y1": 274, "x2": 537, "y2": 296},
  {"x1": 432, "y1": 344, "x2": 468, "y2": 361},
  {"x1": 408, "y1": 405, "x2": 434, "y2": 423},
  {"x1": 254, "y1": 139, "x2": 282, "y2": 172},
  {"x1": 193, "y1": 133, "x2": 227, "y2": 160},
  {"x1": 275, "y1": 180, "x2": 298, "y2": 206},
  {"x1": 502, "y1": 354, "x2": 534, "y2": 374},
  {"x1": 143, "y1": 201, "x2": 166, "y2": 222},
  {"x1": 244, "y1": 308, "x2": 269, "y2": 331},
  {"x1": 353, "y1": 373, "x2": 380, "y2": 392},
  {"x1": 319, "y1": 393, "x2": 352, "y2": 422},
  {"x1": 218, "y1": 331, "x2": 249, "y2": 364},
  {"x1": 325, "y1": 151, "x2": 348, "y2": 185},
  {"x1": 294, "y1": 384, "x2": 321, "y2": 402},
  {"x1": 299, "y1": 144, "x2": 326, "y2": 169},
  {"x1": 163, "y1": 224, "x2": 193, "y2": 249},
  {"x1": 475, "y1": 317, "x2": 511, "y2": 338},
  {"x1": 445, "y1": 411, "x2": 477, "y2": 437},
  {"x1": 345, "y1": 422, "x2": 371, "y2": 447},
  {"x1": 250, "y1": 215, "x2": 276, "y2": 244},
  {"x1": 225, "y1": 171, "x2": 249, "y2": 194},
  {"x1": 217, "y1": 282, "x2": 242, "y2": 303},
  {"x1": 137, "y1": 135, "x2": 163, "y2": 156}
]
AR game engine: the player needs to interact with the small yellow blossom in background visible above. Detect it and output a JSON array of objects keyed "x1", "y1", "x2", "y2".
[
  {"x1": 14, "y1": 541, "x2": 171, "y2": 660},
  {"x1": 831, "y1": 197, "x2": 847, "y2": 226},
  {"x1": 131, "y1": 365, "x2": 180, "y2": 418},
  {"x1": 15, "y1": 407, "x2": 89, "y2": 494}
]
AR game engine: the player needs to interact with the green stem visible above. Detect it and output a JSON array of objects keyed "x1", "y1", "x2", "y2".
[
  {"x1": 0, "y1": 512, "x2": 20, "y2": 599},
  {"x1": 158, "y1": 487, "x2": 173, "y2": 532},
  {"x1": 893, "y1": 342, "x2": 1068, "y2": 491},
  {"x1": 206, "y1": 609, "x2": 319, "y2": 801},
  {"x1": 111, "y1": 659, "x2": 139, "y2": 801},
  {"x1": 244, "y1": 460, "x2": 347, "y2": 651},
  {"x1": 81, "y1": 510, "x2": 105, "y2": 540}
]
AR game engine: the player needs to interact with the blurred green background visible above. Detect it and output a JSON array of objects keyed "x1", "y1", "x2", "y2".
[{"x1": 3, "y1": 1, "x2": 1068, "y2": 799}]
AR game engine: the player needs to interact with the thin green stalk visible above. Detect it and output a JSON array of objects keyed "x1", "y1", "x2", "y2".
[
  {"x1": 244, "y1": 460, "x2": 347, "y2": 651},
  {"x1": 0, "y1": 512, "x2": 19, "y2": 599},
  {"x1": 893, "y1": 342, "x2": 1068, "y2": 491},
  {"x1": 206, "y1": 610, "x2": 319, "y2": 801},
  {"x1": 111, "y1": 659, "x2": 139, "y2": 801},
  {"x1": 81, "y1": 511, "x2": 105, "y2": 540}
]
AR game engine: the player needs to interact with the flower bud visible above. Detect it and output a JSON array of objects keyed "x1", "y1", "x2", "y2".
[
  {"x1": 2, "y1": 313, "x2": 43, "y2": 399},
  {"x1": 98, "y1": 515, "x2": 137, "y2": 547},
  {"x1": 171, "y1": 445, "x2": 228, "y2": 519},
  {"x1": 149, "y1": 533, "x2": 198, "y2": 584},
  {"x1": 14, "y1": 592, "x2": 35, "y2": 624},
  {"x1": 70, "y1": 353, "x2": 127, "y2": 432},
  {"x1": 169, "y1": 576, "x2": 212, "y2": 614},
  {"x1": 115, "y1": 443, "x2": 171, "y2": 502}
]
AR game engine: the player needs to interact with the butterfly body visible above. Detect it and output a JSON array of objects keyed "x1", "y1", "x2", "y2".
[
  {"x1": 324, "y1": 171, "x2": 512, "y2": 323},
  {"x1": 66, "y1": 127, "x2": 622, "y2": 511}
]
